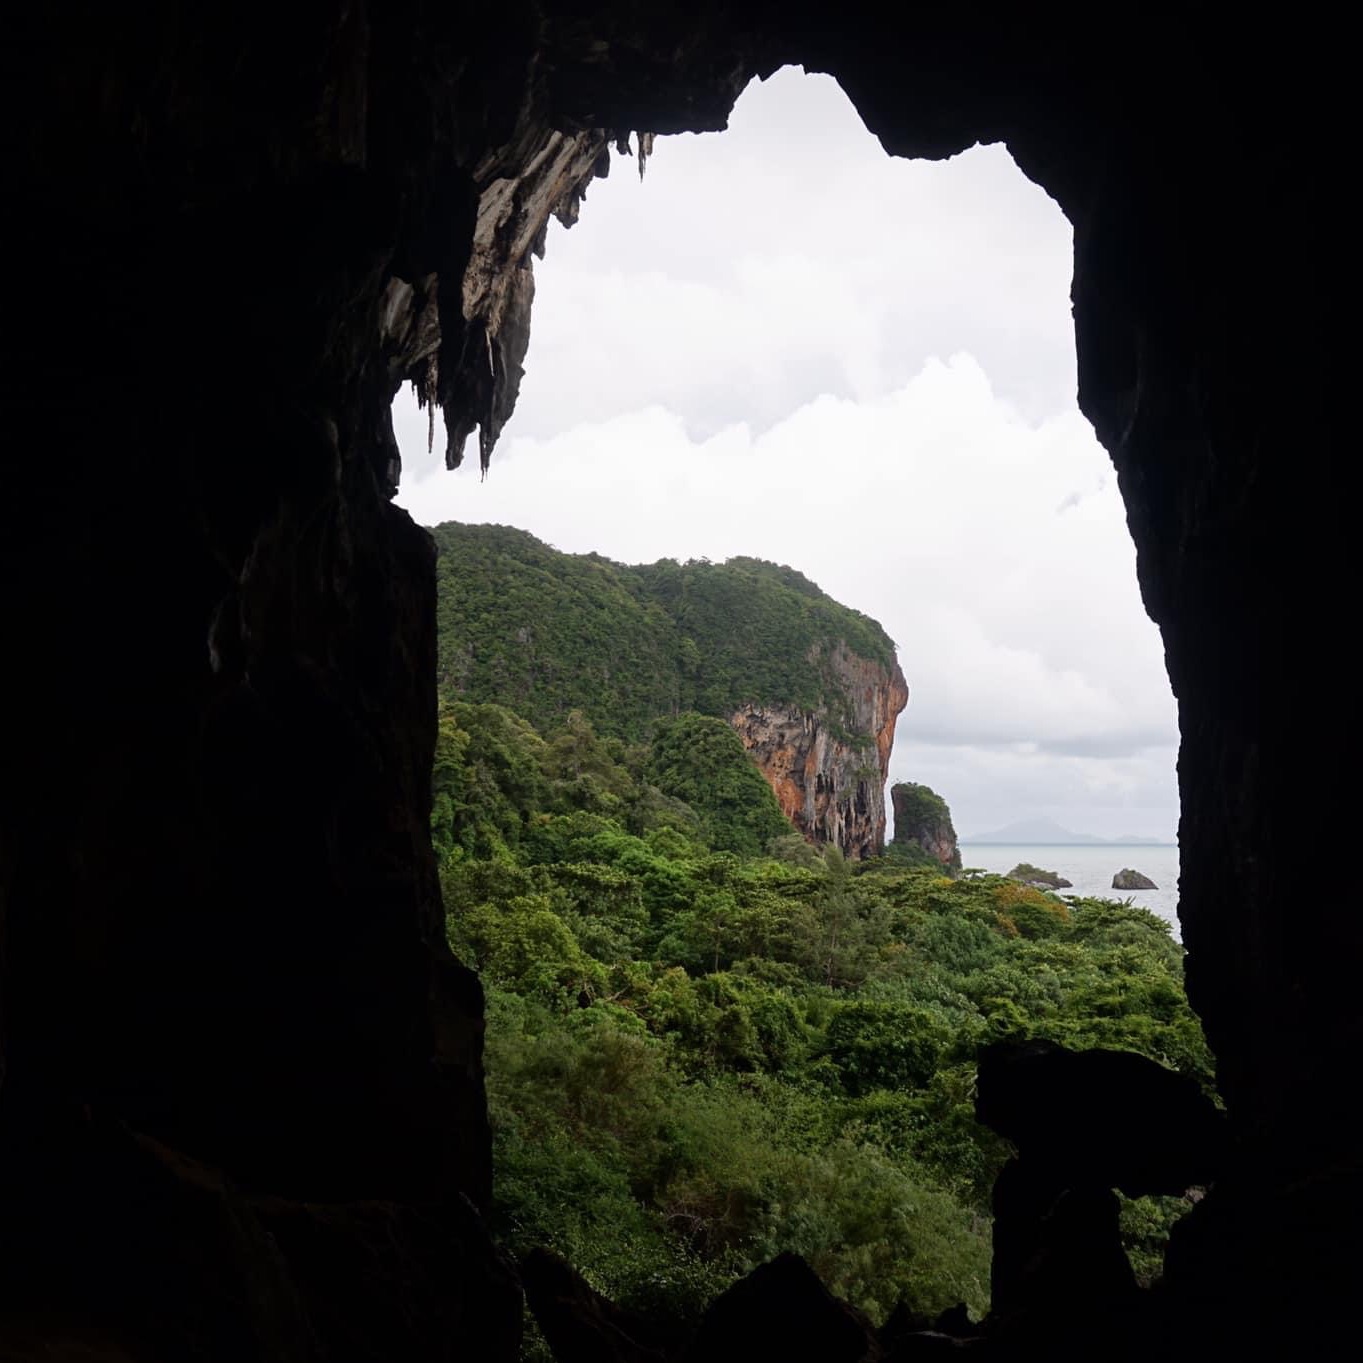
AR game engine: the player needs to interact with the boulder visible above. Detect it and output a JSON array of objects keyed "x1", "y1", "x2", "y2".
[
  {"x1": 975, "y1": 1039, "x2": 1226, "y2": 1197},
  {"x1": 683, "y1": 1253, "x2": 877, "y2": 1363},
  {"x1": 521, "y1": 1248, "x2": 665, "y2": 1363},
  {"x1": 879, "y1": 1300, "x2": 933, "y2": 1347},
  {"x1": 880, "y1": 1301, "x2": 986, "y2": 1357},
  {"x1": 1112, "y1": 869, "x2": 1157, "y2": 890},
  {"x1": 975, "y1": 1042, "x2": 1221, "y2": 1352},
  {"x1": 989, "y1": 1160, "x2": 1137, "y2": 1318}
]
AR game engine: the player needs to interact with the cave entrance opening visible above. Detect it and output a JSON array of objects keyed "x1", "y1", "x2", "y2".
[
  {"x1": 396, "y1": 65, "x2": 1180, "y2": 872},
  {"x1": 391, "y1": 65, "x2": 1190, "y2": 1335}
]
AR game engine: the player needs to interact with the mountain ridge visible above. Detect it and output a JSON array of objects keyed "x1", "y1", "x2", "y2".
[
  {"x1": 432, "y1": 521, "x2": 907, "y2": 856},
  {"x1": 962, "y1": 816, "x2": 1171, "y2": 846}
]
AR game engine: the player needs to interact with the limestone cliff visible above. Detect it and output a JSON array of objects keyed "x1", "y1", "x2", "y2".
[{"x1": 730, "y1": 644, "x2": 908, "y2": 860}]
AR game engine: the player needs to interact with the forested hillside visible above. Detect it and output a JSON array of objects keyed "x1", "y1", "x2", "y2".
[
  {"x1": 433, "y1": 701, "x2": 1212, "y2": 1354},
  {"x1": 432, "y1": 523, "x2": 896, "y2": 741}
]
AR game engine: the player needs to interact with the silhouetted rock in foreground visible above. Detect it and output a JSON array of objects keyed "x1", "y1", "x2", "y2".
[
  {"x1": 879, "y1": 1300, "x2": 933, "y2": 1346},
  {"x1": 884, "y1": 1330, "x2": 982, "y2": 1358},
  {"x1": 974, "y1": 1040, "x2": 1225, "y2": 1354},
  {"x1": 931, "y1": 1303, "x2": 976, "y2": 1338},
  {"x1": 683, "y1": 1253, "x2": 877, "y2": 1363},
  {"x1": 522, "y1": 1249, "x2": 664, "y2": 1363},
  {"x1": 975, "y1": 1039, "x2": 1225, "y2": 1197},
  {"x1": 988, "y1": 1161, "x2": 1138, "y2": 1321},
  {"x1": 879, "y1": 1301, "x2": 985, "y2": 1358}
]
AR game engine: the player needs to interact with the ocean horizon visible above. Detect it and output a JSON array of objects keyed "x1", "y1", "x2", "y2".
[
  {"x1": 957, "y1": 841, "x2": 1181, "y2": 937},
  {"x1": 963, "y1": 841, "x2": 1175, "y2": 848}
]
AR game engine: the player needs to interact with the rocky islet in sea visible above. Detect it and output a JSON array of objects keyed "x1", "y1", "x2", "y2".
[
  {"x1": 1006, "y1": 862, "x2": 1073, "y2": 890},
  {"x1": 1113, "y1": 868, "x2": 1158, "y2": 890}
]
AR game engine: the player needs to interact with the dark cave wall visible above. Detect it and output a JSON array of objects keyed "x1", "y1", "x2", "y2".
[
  {"x1": 0, "y1": 3, "x2": 1354, "y2": 1358},
  {"x1": 0, "y1": 4, "x2": 521, "y2": 1357}
]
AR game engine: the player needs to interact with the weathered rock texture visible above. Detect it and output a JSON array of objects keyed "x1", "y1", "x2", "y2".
[
  {"x1": 890, "y1": 782, "x2": 963, "y2": 873},
  {"x1": 1113, "y1": 868, "x2": 1158, "y2": 890},
  {"x1": 435, "y1": 128, "x2": 655, "y2": 472},
  {"x1": 0, "y1": 3, "x2": 1355, "y2": 1360},
  {"x1": 731, "y1": 647, "x2": 908, "y2": 859}
]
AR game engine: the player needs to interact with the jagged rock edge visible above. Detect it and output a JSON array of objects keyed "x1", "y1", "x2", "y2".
[{"x1": 391, "y1": 128, "x2": 653, "y2": 478}]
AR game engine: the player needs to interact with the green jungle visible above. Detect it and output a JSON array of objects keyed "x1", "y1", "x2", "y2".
[
  {"x1": 434, "y1": 522, "x2": 895, "y2": 742},
  {"x1": 431, "y1": 524, "x2": 1209, "y2": 1353}
]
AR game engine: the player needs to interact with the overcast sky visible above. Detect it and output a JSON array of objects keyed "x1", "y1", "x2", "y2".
[{"x1": 395, "y1": 67, "x2": 1179, "y2": 842}]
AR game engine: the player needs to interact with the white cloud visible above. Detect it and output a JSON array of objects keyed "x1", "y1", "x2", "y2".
[
  {"x1": 394, "y1": 66, "x2": 1179, "y2": 842},
  {"x1": 899, "y1": 742, "x2": 1180, "y2": 843}
]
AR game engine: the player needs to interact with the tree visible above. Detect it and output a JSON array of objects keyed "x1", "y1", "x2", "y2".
[{"x1": 825, "y1": 1001, "x2": 950, "y2": 1095}]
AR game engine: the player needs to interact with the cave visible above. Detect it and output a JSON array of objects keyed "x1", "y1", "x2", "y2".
[{"x1": 0, "y1": 5, "x2": 1354, "y2": 1359}]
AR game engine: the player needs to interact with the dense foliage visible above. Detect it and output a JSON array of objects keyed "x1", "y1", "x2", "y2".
[
  {"x1": 432, "y1": 523, "x2": 897, "y2": 741},
  {"x1": 890, "y1": 782, "x2": 955, "y2": 838},
  {"x1": 644, "y1": 714, "x2": 793, "y2": 858},
  {"x1": 434, "y1": 703, "x2": 1211, "y2": 1350}
]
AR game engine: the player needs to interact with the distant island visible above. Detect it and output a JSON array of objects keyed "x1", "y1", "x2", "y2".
[{"x1": 962, "y1": 816, "x2": 1172, "y2": 846}]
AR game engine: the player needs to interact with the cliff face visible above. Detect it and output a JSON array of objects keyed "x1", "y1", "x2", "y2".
[
  {"x1": 731, "y1": 644, "x2": 908, "y2": 860},
  {"x1": 891, "y1": 782, "x2": 963, "y2": 874}
]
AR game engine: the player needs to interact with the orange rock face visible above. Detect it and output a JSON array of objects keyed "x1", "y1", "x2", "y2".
[{"x1": 729, "y1": 644, "x2": 908, "y2": 859}]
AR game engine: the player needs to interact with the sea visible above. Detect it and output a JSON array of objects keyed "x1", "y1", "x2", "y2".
[{"x1": 956, "y1": 843, "x2": 1181, "y2": 938}]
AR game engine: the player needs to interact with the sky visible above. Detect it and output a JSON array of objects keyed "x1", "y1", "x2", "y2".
[{"x1": 394, "y1": 67, "x2": 1180, "y2": 842}]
